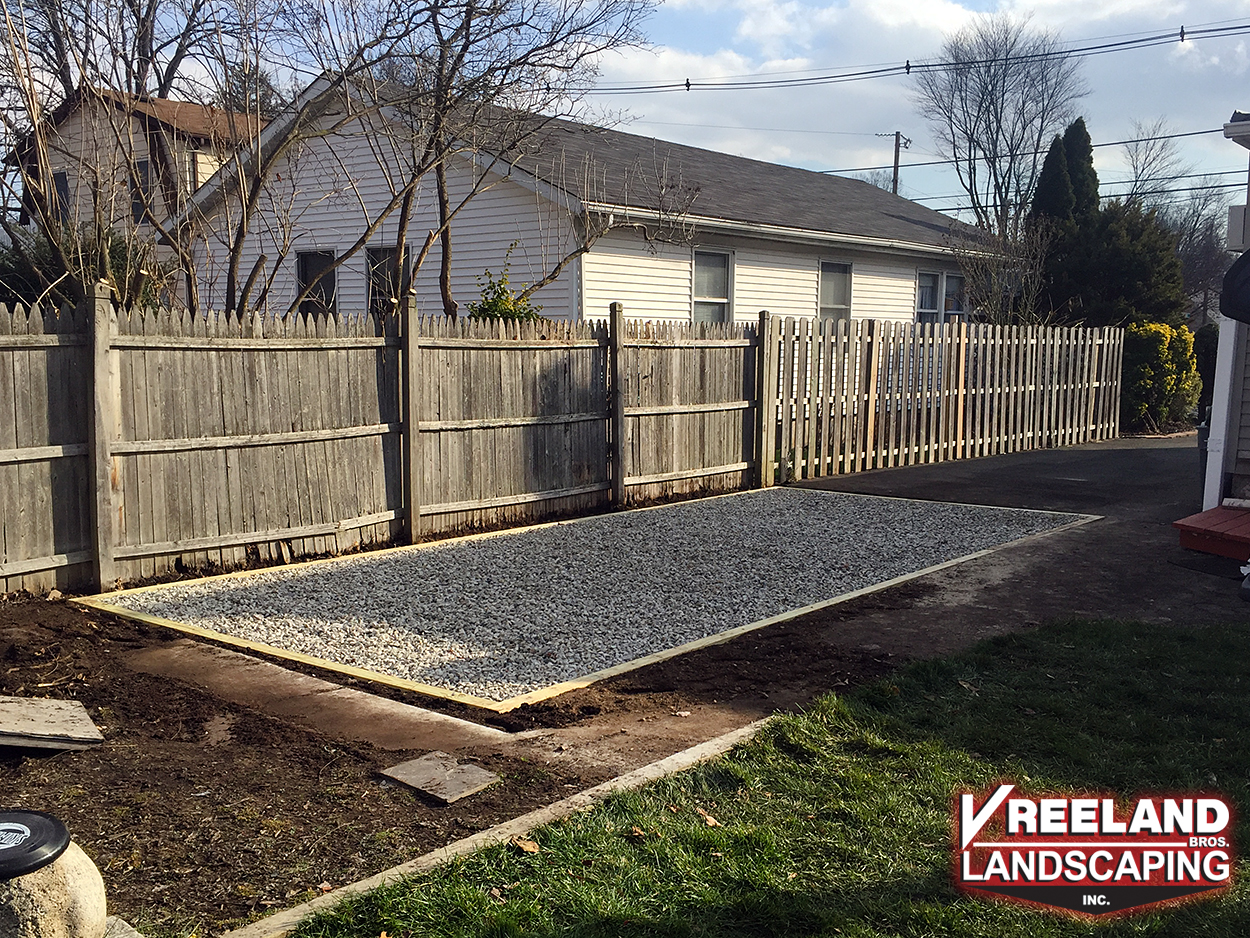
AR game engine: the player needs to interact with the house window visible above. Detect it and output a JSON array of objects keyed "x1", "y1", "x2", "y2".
[
  {"x1": 693, "y1": 250, "x2": 730, "y2": 323},
  {"x1": 367, "y1": 246, "x2": 406, "y2": 318},
  {"x1": 917, "y1": 272, "x2": 941, "y2": 323},
  {"x1": 918, "y1": 271, "x2": 967, "y2": 324},
  {"x1": 131, "y1": 159, "x2": 151, "y2": 223},
  {"x1": 297, "y1": 250, "x2": 336, "y2": 316},
  {"x1": 185, "y1": 149, "x2": 200, "y2": 190},
  {"x1": 944, "y1": 274, "x2": 966, "y2": 318},
  {"x1": 819, "y1": 261, "x2": 851, "y2": 324},
  {"x1": 52, "y1": 171, "x2": 70, "y2": 224}
]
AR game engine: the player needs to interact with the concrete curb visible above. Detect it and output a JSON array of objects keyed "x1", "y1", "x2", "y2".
[{"x1": 221, "y1": 717, "x2": 771, "y2": 938}]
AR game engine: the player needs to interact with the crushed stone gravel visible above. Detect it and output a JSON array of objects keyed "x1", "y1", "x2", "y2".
[{"x1": 106, "y1": 488, "x2": 1086, "y2": 701}]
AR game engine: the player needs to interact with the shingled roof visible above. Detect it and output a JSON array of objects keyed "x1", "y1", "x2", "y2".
[{"x1": 511, "y1": 118, "x2": 962, "y2": 252}]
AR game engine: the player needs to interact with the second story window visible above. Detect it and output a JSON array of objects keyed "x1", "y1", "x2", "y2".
[
  {"x1": 693, "y1": 250, "x2": 730, "y2": 324},
  {"x1": 131, "y1": 159, "x2": 151, "y2": 223}
]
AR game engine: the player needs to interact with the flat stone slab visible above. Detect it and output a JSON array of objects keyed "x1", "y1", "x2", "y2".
[
  {"x1": 380, "y1": 751, "x2": 500, "y2": 804},
  {"x1": 0, "y1": 696, "x2": 103, "y2": 750}
]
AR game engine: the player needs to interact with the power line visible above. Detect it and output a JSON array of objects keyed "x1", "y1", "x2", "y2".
[
  {"x1": 906, "y1": 167, "x2": 1249, "y2": 205},
  {"x1": 627, "y1": 120, "x2": 882, "y2": 137},
  {"x1": 821, "y1": 128, "x2": 1224, "y2": 176},
  {"x1": 584, "y1": 22, "x2": 1250, "y2": 95},
  {"x1": 925, "y1": 180, "x2": 1246, "y2": 214}
]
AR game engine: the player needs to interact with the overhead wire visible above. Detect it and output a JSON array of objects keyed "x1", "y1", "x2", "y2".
[{"x1": 584, "y1": 22, "x2": 1250, "y2": 95}]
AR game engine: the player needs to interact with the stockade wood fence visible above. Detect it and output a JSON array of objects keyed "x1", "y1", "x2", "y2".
[
  {"x1": 763, "y1": 317, "x2": 1125, "y2": 483},
  {"x1": 0, "y1": 292, "x2": 1121, "y2": 594},
  {"x1": 0, "y1": 293, "x2": 761, "y2": 592}
]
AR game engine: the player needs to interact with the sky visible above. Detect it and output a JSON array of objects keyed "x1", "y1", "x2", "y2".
[{"x1": 582, "y1": 0, "x2": 1250, "y2": 221}]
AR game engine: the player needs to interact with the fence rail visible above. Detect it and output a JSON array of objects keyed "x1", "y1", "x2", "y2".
[{"x1": 0, "y1": 292, "x2": 1123, "y2": 593}]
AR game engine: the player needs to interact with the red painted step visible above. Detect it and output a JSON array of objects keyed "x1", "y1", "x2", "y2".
[{"x1": 1173, "y1": 506, "x2": 1250, "y2": 561}]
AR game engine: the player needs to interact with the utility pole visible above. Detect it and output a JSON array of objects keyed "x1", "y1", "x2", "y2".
[{"x1": 891, "y1": 131, "x2": 912, "y2": 195}]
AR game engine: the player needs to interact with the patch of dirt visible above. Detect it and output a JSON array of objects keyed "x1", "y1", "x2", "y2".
[
  {"x1": 0, "y1": 580, "x2": 940, "y2": 935},
  {"x1": 0, "y1": 596, "x2": 608, "y2": 935}
]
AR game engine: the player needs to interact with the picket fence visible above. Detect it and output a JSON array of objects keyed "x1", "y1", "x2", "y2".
[{"x1": 0, "y1": 291, "x2": 1121, "y2": 592}]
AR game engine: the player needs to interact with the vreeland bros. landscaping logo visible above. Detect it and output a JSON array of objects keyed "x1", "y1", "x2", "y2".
[{"x1": 954, "y1": 784, "x2": 1234, "y2": 916}]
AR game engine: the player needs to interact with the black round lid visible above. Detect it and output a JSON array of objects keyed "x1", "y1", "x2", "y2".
[{"x1": 0, "y1": 810, "x2": 70, "y2": 880}]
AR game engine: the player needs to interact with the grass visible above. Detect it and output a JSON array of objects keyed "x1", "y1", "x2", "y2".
[{"x1": 293, "y1": 619, "x2": 1250, "y2": 937}]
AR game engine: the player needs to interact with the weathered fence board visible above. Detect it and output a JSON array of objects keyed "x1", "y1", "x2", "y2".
[
  {"x1": 0, "y1": 302, "x2": 92, "y2": 592},
  {"x1": 0, "y1": 292, "x2": 1123, "y2": 593}
]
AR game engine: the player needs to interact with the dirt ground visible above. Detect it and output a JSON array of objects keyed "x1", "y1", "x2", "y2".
[{"x1": 2, "y1": 432, "x2": 1245, "y2": 935}]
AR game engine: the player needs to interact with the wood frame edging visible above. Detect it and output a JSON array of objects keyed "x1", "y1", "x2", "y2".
[{"x1": 73, "y1": 494, "x2": 1102, "y2": 715}]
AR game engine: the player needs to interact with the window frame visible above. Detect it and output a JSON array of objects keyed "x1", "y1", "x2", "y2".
[
  {"x1": 296, "y1": 249, "x2": 337, "y2": 316},
  {"x1": 51, "y1": 171, "x2": 70, "y2": 224},
  {"x1": 692, "y1": 248, "x2": 733, "y2": 324},
  {"x1": 818, "y1": 259, "x2": 853, "y2": 326},
  {"x1": 917, "y1": 270, "x2": 966, "y2": 324}
]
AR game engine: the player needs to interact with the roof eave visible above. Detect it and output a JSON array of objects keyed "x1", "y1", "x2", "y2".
[{"x1": 581, "y1": 200, "x2": 958, "y2": 258}]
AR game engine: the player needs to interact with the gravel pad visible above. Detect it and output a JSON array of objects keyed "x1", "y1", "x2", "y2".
[{"x1": 107, "y1": 489, "x2": 1085, "y2": 701}]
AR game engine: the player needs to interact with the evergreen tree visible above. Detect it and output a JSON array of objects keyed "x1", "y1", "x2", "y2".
[
  {"x1": 1062, "y1": 117, "x2": 1099, "y2": 217},
  {"x1": 1029, "y1": 135, "x2": 1075, "y2": 222}
]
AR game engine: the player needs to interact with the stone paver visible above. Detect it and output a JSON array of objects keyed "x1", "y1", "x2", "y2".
[{"x1": 380, "y1": 751, "x2": 500, "y2": 803}]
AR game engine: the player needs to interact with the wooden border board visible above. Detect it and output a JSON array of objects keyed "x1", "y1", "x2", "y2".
[{"x1": 74, "y1": 493, "x2": 1101, "y2": 714}]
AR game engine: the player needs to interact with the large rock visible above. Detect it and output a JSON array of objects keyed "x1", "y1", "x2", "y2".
[{"x1": 0, "y1": 842, "x2": 107, "y2": 938}]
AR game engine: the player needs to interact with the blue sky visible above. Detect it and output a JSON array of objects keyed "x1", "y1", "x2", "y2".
[{"x1": 584, "y1": 0, "x2": 1250, "y2": 220}]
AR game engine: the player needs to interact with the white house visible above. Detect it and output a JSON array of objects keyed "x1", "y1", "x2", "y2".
[
  {"x1": 1174, "y1": 111, "x2": 1250, "y2": 560},
  {"x1": 181, "y1": 88, "x2": 969, "y2": 326}
]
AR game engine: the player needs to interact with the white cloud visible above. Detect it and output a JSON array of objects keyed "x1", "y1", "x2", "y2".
[{"x1": 588, "y1": 0, "x2": 1250, "y2": 217}]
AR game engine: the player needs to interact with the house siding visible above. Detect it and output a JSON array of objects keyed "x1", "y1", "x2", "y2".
[
  {"x1": 194, "y1": 123, "x2": 579, "y2": 317},
  {"x1": 730, "y1": 247, "x2": 818, "y2": 321},
  {"x1": 581, "y1": 231, "x2": 693, "y2": 321}
]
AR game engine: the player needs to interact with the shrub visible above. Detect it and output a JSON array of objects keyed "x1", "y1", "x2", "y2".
[
  {"x1": 1121, "y1": 321, "x2": 1200, "y2": 432},
  {"x1": 465, "y1": 248, "x2": 542, "y2": 322}
]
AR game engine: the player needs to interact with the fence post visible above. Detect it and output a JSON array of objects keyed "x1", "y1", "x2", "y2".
[
  {"x1": 401, "y1": 303, "x2": 422, "y2": 543},
  {"x1": 609, "y1": 302, "x2": 627, "y2": 506},
  {"x1": 757, "y1": 310, "x2": 779, "y2": 486},
  {"x1": 87, "y1": 283, "x2": 117, "y2": 591},
  {"x1": 755, "y1": 311, "x2": 769, "y2": 486}
]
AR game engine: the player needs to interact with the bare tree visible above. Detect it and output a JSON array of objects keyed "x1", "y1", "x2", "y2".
[
  {"x1": 1117, "y1": 117, "x2": 1235, "y2": 324},
  {"x1": 1121, "y1": 117, "x2": 1190, "y2": 207},
  {"x1": 912, "y1": 15, "x2": 1086, "y2": 238},
  {"x1": 946, "y1": 222, "x2": 1055, "y2": 324}
]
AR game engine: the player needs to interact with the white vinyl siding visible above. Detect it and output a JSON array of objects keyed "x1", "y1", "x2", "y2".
[
  {"x1": 850, "y1": 260, "x2": 919, "y2": 322},
  {"x1": 581, "y1": 232, "x2": 692, "y2": 321},
  {"x1": 197, "y1": 131, "x2": 579, "y2": 318},
  {"x1": 732, "y1": 248, "x2": 817, "y2": 321}
]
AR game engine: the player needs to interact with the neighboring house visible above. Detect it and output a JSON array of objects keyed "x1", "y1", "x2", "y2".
[
  {"x1": 1174, "y1": 112, "x2": 1250, "y2": 558},
  {"x1": 10, "y1": 90, "x2": 259, "y2": 238},
  {"x1": 181, "y1": 85, "x2": 969, "y2": 324}
]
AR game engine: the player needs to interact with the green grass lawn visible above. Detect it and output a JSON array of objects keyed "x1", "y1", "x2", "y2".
[{"x1": 295, "y1": 619, "x2": 1250, "y2": 937}]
